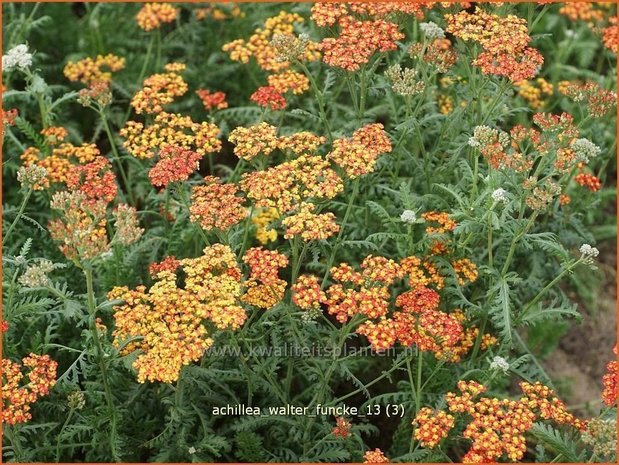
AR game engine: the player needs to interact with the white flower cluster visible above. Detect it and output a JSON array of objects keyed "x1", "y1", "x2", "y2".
[
  {"x1": 570, "y1": 138, "x2": 601, "y2": 163},
  {"x1": 491, "y1": 188, "x2": 509, "y2": 204},
  {"x1": 2, "y1": 44, "x2": 33, "y2": 72},
  {"x1": 489, "y1": 356, "x2": 510, "y2": 373},
  {"x1": 468, "y1": 125, "x2": 509, "y2": 149},
  {"x1": 579, "y1": 243, "x2": 599, "y2": 266},
  {"x1": 420, "y1": 21, "x2": 445, "y2": 40},
  {"x1": 400, "y1": 210, "x2": 417, "y2": 224}
]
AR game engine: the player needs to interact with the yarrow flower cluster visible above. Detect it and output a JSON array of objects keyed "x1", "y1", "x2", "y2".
[
  {"x1": 109, "y1": 244, "x2": 246, "y2": 383},
  {"x1": 579, "y1": 243, "x2": 600, "y2": 266},
  {"x1": 2, "y1": 354, "x2": 57, "y2": 424},
  {"x1": 196, "y1": 89, "x2": 228, "y2": 111},
  {"x1": 446, "y1": 8, "x2": 543, "y2": 81},
  {"x1": 63, "y1": 54, "x2": 125, "y2": 84},
  {"x1": 19, "y1": 260, "x2": 56, "y2": 288},
  {"x1": 250, "y1": 86, "x2": 287, "y2": 110},
  {"x1": 363, "y1": 448, "x2": 389, "y2": 463},
  {"x1": 413, "y1": 380, "x2": 585, "y2": 462},
  {"x1": 241, "y1": 247, "x2": 288, "y2": 309},
  {"x1": 400, "y1": 210, "x2": 417, "y2": 224},
  {"x1": 491, "y1": 188, "x2": 509, "y2": 204},
  {"x1": 189, "y1": 176, "x2": 247, "y2": 232},
  {"x1": 136, "y1": 3, "x2": 179, "y2": 31},
  {"x1": 385, "y1": 64, "x2": 425, "y2": 96},
  {"x1": 130, "y1": 63, "x2": 188, "y2": 114},
  {"x1": 327, "y1": 124, "x2": 392, "y2": 178},
  {"x1": 601, "y1": 346, "x2": 617, "y2": 407},
  {"x1": 2, "y1": 44, "x2": 33, "y2": 72}
]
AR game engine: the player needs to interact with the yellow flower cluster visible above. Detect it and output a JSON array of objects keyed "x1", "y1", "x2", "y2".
[
  {"x1": 241, "y1": 247, "x2": 288, "y2": 309},
  {"x1": 121, "y1": 111, "x2": 221, "y2": 159},
  {"x1": 136, "y1": 3, "x2": 178, "y2": 31},
  {"x1": 228, "y1": 122, "x2": 280, "y2": 161},
  {"x1": 109, "y1": 244, "x2": 246, "y2": 383},
  {"x1": 267, "y1": 70, "x2": 310, "y2": 95},
  {"x1": 195, "y1": 4, "x2": 244, "y2": 21},
  {"x1": 63, "y1": 54, "x2": 125, "y2": 84},
  {"x1": 130, "y1": 64, "x2": 188, "y2": 114},
  {"x1": 252, "y1": 208, "x2": 280, "y2": 244},
  {"x1": 515, "y1": 78, "x2": 553, "y2": 109},
  {"x1": 327, "y1": 124, "x2": 392, "y2": 178},
  {"x1": 282, "y1": 202, "x2": 340, "y2": 241}
]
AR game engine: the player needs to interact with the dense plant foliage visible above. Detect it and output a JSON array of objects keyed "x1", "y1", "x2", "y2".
[{"x1": 2, "y1": 2, "x2": 617, "y2": 463}]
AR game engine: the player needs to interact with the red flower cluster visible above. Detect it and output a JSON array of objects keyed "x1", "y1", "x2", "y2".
[
  {"x1": 148, "y1": 145, "x2": 203, "y2": 188},
  {"x1": 250, "y1": 86, "x2": 287, "y2": 110},
  {"x1": 242, "y1": 247, "x2": 288, "y2": 309},
  {"x1": 189, "y1": 176, "x2": 247, "y2": 231},
  {"x1": 66, "y1": 156, "x2": 118, "y2": 204},
  {"x1": 320, "y1": 16, "x2": 404, "y2": 72},
  {"x1": 574, "y1": 172, "x2": 602, "y2": 192},
  {"x1": 562, "y1": 81, "x2": 617, "y2": 117},
  {"x1": 196, "y1": 89, "x2": 228, "y2": 111},
  {"x1": 602, "y1": 346, "x2": 617, "y2": 407},
  {"x1": 333, "y1": 416, "x2": 352, "y2": 438},
  {"x1": 149, "y1": 256, "x2": 181, "y2": 279},
  {"x1": 2, "y1": 354, "x2": 57, "y2": 424}
]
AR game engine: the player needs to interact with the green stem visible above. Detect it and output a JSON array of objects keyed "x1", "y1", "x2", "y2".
[
  {"x1": 320, "y1": 178, "x2": 360, "y2": 289},
  {"x1": 55, "y1": 409, "x2": 75, "y2": 462},
  {"x1": 84, "y1": 266, "x2": 120, "y2": 461},
  {"x1": 501, "y1": 212, "x2": 539, "y2": 276},
  {"x1": 297, "y1": 61, "x2": 333, "y2": 143},
  {"x1": 99, "y1": 109, "x2": 134, "y2": 205},
  {"x1": 4, "y1": 188, "x2": 33, "y2": 244}
]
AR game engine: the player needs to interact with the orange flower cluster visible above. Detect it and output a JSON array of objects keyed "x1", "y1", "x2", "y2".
[
  {"x1": 414, "y1": 380, "x2": 585, "y2": 462},
  {"x1": 421, "y1": 211, "x2": 457, "y2": 235},
  {"x1": 241, "y1": 154, "x2": 343, "y2": 213},
  {"x1": 63, "y1": 54, "x2": 125, "y2": 84},
  {"x1": 602, "y1": 346, "x2": 617, "y2": 406},
  {"x1": 121, "y1": 111, "x2": 221, "y2": 159},
  {"x1": 327, "y1": 123, "x2": 392, "y2": 178},
  {"x1": 131, "y1": 64, "x2": 188, "y2": 114},
  {"x1": 603, "y1": 17, "x2": 618, "y2": 53},
  {"x1": 196, "y1": 89, "x2": 228, "y2": 111},
  {"x1": 320, "y1": 16, "x2": 404, "y2": 72},
  {"x1": 292, "y1": 274, "x2": 326, "y2": 310},
  {"x1": 452, "y1": 258, "x2": 478, "y2": 286},
  {"x1": 77, "y1": 80, "x2": 113, "y2": 107},
  {"x1": 440, "y1": 310, "x2": 498, "y2": 363},
  {"x1": 559, "y1": 2, "x2": 605, "y2": 24},
  {"x1": 136, "y1": 2, "x2": 178, "y2": 31},
  {"x1": 267, "y1": 70, "x2": 309, "y2": 95},
  {"x1": 149, "y1": 256, "x2": 180, "y2": 278},
  {"x1": 561, "y1": 81, "x2": 617, "y2": 117},
  {"x1": 66, "y1": 157, "x2": 118, "y2": 203},
  {"x1": 241, "y1": 247, "x2": 288, "y2": 309},
  {"x1": 109, "y1": 244, "x2": 246, "y2": 383},
  {"x1": 228, "y1": 122, "x2": 279, "y2": 161},
  {"x1": 148, "y1": 145, "x2": 203, "y2": 188},
  {"x1": 413, "y1": 408, "x2": 455, "y2": 448},
  {"x1": 311, "y1": 2, "x2": 426, "y2": 27},
  {"x1": 363, "y1": 448, "x2": 389, "y2": 464},
  {"x1": 2, "y1": 354, "x2": 57, "y2": 425},
  {"x1": 189, "y1": 176, "x2": 247, "y2": 231},
  {"x1": 282, "y1": 202, "x2": 339, "y2": 241},
  {"x1": 446, "y1": 8, "x2": 543, "y2": 81},
  {"x1": 223, "y1": 12, "x2": 317, "y2": 72},
  {"x1": 574, "y1": 172, "x2": 602, "y2": 192},
  {"x1": 195, "y1": 4, "x2": 244, "y2": 21},
  {"x1": 250, "y1": 86, "x2": 287, "y2": 110},
  {"x1": 3, "y1": 108, "x2": 18, "y2": 126}
]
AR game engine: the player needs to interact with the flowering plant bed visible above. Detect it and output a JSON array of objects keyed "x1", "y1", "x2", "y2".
[{"x1": 1, "y1": 2, "x2": 617, "y2": 463}]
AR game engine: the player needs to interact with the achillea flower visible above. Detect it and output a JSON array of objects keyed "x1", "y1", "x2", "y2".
[
  {"x1": 131, "y1": 67, "x2": 188, "y2": 114},
  {"x1": 66, "y1": 157, "x2": 117, "y2": 204},
  {"x1": 395, "y1": 286, "x2": 440, "y2": 313},
  {"x1": 452, "y1": 259, "x2": 478, "y2": 285},
  {"x1": 562, "y1": 81, "x2": 617, "y2": 117},
  {"x1": 223, "y1": 12, "x2": 320, "y2": 72},
  {"x1": 19, "y1": 260, "x2": 55, "y2": 288},
  {"x1": 420, "y1": 21, "x2": 445, "y2": 39},
  {"x1": 363, "y1": 448, "x2": 389, "y2": 463},
  {"x1": 49, "y1": 191, "x2": 109, "y2": 261},
  {"x1": 278, "y1": 131, "x2": 325, "y2": 155},
  {"x1": 570, "y1": 138, "x2": 601, "y2": 163},
  {"x1": 63, "y1": 54, "x2": 125, "y2": 84},
  {"x1": 113, "y1": 204, "x2": 143, "y2": 245},
  {"x1": 250, "y1": 86, "x2": 287, "y2": 110},
  {"x1": 574, "y1": 172, "x2": 602, "y2": 192},
  {"x1": 2, "y1": 354, "x2": 57, "y2": 424},
  {"x1": 2, "y1": 44, "x2": 33, "y2": 72},
  {"x1": 413, "y1": 408, "x2": 454, "y2": 447},
  {"x1": 320, "y1": 16, "x2": 404, "y2": 72},
  {"x1": 327, "y1": 123, "x2": 392, "y2": 178},
  {"x1": 602, "y1": 17, "x2": 618, "y2": 53},
  {"x1": 525, "y1": 178, "x2": 562, "y2": 210},
  {"x1": 77, "y1": 81, "x2": 113, "y2": 107},
  {"x1": 400, "y1": 210, "x2": 417, "y2": 224},
  {"x1": 446, "y1": 8, "x2": 543, "y2": 81},
  {"x1": 229, "y1": 122, "x2": 279, "y2": 161},
  {"x1": 252, "y1": 207, "x2": 279, "y2": 244},
  {"x1": 41, "y1": 127, "x2": 69, "y2": 145},
  {"x1": 582, "y1": 418, "x2": 617, "y2": 459},
  {"x1": 515, "y1": 78, "x2": 554, "y2": 109},
  {"x1": 357, "y1": 318, "x2": 399, "y2": 351},
  {"x1": 17, "y1": 165, "x2": 47, "y2": 190},
  {"x1": 491, "y1": 188, "x2": 509, "y2": 203},
  {"x1": 242, "y1": 247, "x2": 288, "y2": 309},
  {"x1": 421, "y1": 211, "x2": 457, "y2": 234},
  {"x1": 559, "y1": 2, "x2": 605, "y2": 23},
  {"x1": 385, "y1": 64, "x2": 425, "y2": 96},
  {"x1": 196, "y1": 89, "x2": 228, "y2": 111},
  {"x1": 417, "y1": 380, "x2": 584, "y2": 462},
  {"x1": 3, "y1": 108, "x2": 18, "y2": 126},
  {"x1": 602, "y1": 346, "x2": 617, "y2": 406},
  {"x1": 292, "y1": 274, "x2": 326, "y2": 310},
  {"x1": 121, "y1": 112, "x2": 221, "y2": 159},
  {"x1": 110, "y1": 244, "x2": 245, "y2": 383},
  {"x1": 149, "y1": 256, "x2": 181, "y2": 278},
  {"x1": 333, "y1": 416, "x2": 352, "y2": 438},
  {"x1": 409, "y1": 38, "x2": 458, "y2": 73},
  {"x1": 241, "y1": 154, "x2": 343, "y2": 212},
  {"x1": 267, "y1": 70, "x2": 310, "y2": 95},
  {"x1": 311, "y1": 2, "x2": 426, "y2": 27},
  {"x1": 136, "y1": 3, "x2": 178, "y2": 31},
  {"x1": 148, "y1": 145, "x2": 203, "y2": 187},
  {"x1": 189, "y1": 176, "x2": 247, "y2": 231},
  {"x1": 282, "y1": 203, "x2": 339, "y2": 241}
]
